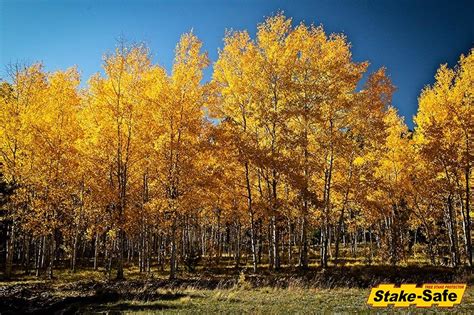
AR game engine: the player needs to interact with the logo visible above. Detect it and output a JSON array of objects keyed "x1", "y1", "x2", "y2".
[{"x1": 367, "y1": 284, "x2": 466, "y2": 307}]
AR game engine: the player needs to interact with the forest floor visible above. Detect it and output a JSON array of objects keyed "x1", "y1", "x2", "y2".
[{"x1": 0, "y1": 264, "x2": 473, "y2": 314}]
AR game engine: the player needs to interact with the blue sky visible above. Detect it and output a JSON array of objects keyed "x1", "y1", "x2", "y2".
[{"x1": 1, "y1": 0, "x2": 473, "y2": 128}]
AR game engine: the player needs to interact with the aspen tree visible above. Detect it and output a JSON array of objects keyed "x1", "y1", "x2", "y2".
[{"x1": 415, "y1": 49, "x2": 473, "y2": 266}]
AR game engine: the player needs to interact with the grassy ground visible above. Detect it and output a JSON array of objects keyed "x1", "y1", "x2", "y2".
[
  {"x1": 1, "y1": 266, "x2": 473, "y2": 314},
  {"x1": 77, "y1": 286, "x2": 474, "y2": 314},
  {"x1": 1, "y1": 252, "x2": 473, "y2": 314}
]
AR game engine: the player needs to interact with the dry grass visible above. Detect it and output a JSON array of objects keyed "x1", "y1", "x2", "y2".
[
  {"x1": 1, "y1": 259, "x2": 473, "y2": 313},
  {"x1": 81, "y1": 286, "x2": 474, "y2": 314}
]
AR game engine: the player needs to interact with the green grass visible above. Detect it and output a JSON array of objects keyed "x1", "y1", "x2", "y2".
[
  {"x1": 78, "y1": 286, "x2": 474, "y2": 314},
  {"x1": 1, "y1": 261, "x2": 473, "y2": 314}
]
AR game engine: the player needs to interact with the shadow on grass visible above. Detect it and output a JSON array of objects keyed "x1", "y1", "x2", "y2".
[
  {"x1": 0, "y1": 288, "x2": 189, "y2": 314},
  {"x1": 73, "y1": 301, "x2": 179, "y2": 314},
  {"x1": 240, "y1": 265, "x2": 473, "y2": 289}
]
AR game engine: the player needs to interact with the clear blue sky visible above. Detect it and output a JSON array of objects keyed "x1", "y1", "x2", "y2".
[{"x1": 1, "y1": 0, "x2": 473, "y2": 128}]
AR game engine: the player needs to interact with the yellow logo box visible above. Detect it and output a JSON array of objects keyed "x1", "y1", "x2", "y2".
[{"x1": 367, "y1": 284, "x2": 467, "y2": 308}]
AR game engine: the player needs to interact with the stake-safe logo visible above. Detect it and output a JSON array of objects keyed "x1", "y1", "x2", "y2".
[{"x1": 367, "y1": 284, "x2": 466, "y2": 308}]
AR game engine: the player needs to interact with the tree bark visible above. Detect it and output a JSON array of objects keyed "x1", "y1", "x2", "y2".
[
  {"x1": 169, "y1": 217, "x2": 177, "y2": 280},
  {"x1": 464, "y1": 167, "x2": 472, "y2": 266},
  {"x1": 5, "y1": 220, "x2": 15, "y2": 279}
]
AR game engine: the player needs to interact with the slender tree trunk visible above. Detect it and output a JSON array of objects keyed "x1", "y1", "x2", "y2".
[
  {"x1": 35, "y1": 237, "x2": 43, "y2": 277},
  {"x1": 234, "y1": 222, "x2": 241, "y2": 269},
  {"x1": 300, "y1": 119, "x2": 310, "y2": 270},
  {"x1": 47, "y1": 234, "x2": 55, "y2": 280},
  {"x1": 5, "y1": 220, "x2": 15, "y2": 279},
  {"x1": 268, "y1": 221, "x2": 273, "y2": 269},
  {"x1": 321, "y1": 121, "x2": 334, "y2": 269},
  {"x1": 445, "y1": 195, "x2": 460, "y2": 267},
  {"x1": 390, "y1": 205, "x2": 399, "y2": 266},
  {"x1": 287, "y1": 217, "x2": 292, "y2": 267},
  {"x1": 94, "y1": 233, "x2": 99, "y2": 270},
  {"x1": 244, "y1": 163, "x2": 258, "y2": 273},
  {"x1": 321, "y1": 168, "x2": 333, "y2": 268},
  {"x1": 216, "y1": 209, "x2": 221, "y2": 265},
  {"x1": 72, "y1": 231, "x2": 79, "y2": 273},
  {"x1": 271, "y1": 174, "x2": 280, "y2": 270},
  {"x1": 368, "y1": 229, "x2": 373, "y2": 264},
  {"x1": 169, "y1": 217, "x2": 177, "y2": 280},
  {"x1": 271, "y1": 215, "x2": 279, "y2": 270},
  {"x1": 335, "y1": 160, "x2": 353, "y2": 262},
  {"x1": 23, "y1": 235, "x2": 31, "y2": 275},
  {"x1": 464, "y1": 167, "x2": 472, "y2": 266},
  {"x1": 299, "y1": 213, "x2": 308, "y2": 269}
]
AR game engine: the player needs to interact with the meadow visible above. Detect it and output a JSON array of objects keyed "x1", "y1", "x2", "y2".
[{"x1": 1, "y1": 257, "x2": 473, "y2": 313}]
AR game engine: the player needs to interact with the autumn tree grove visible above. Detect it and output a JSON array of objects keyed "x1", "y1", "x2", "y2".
[{"x1": 1, "y1": 14, "x2": 473, "y2": 280}]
